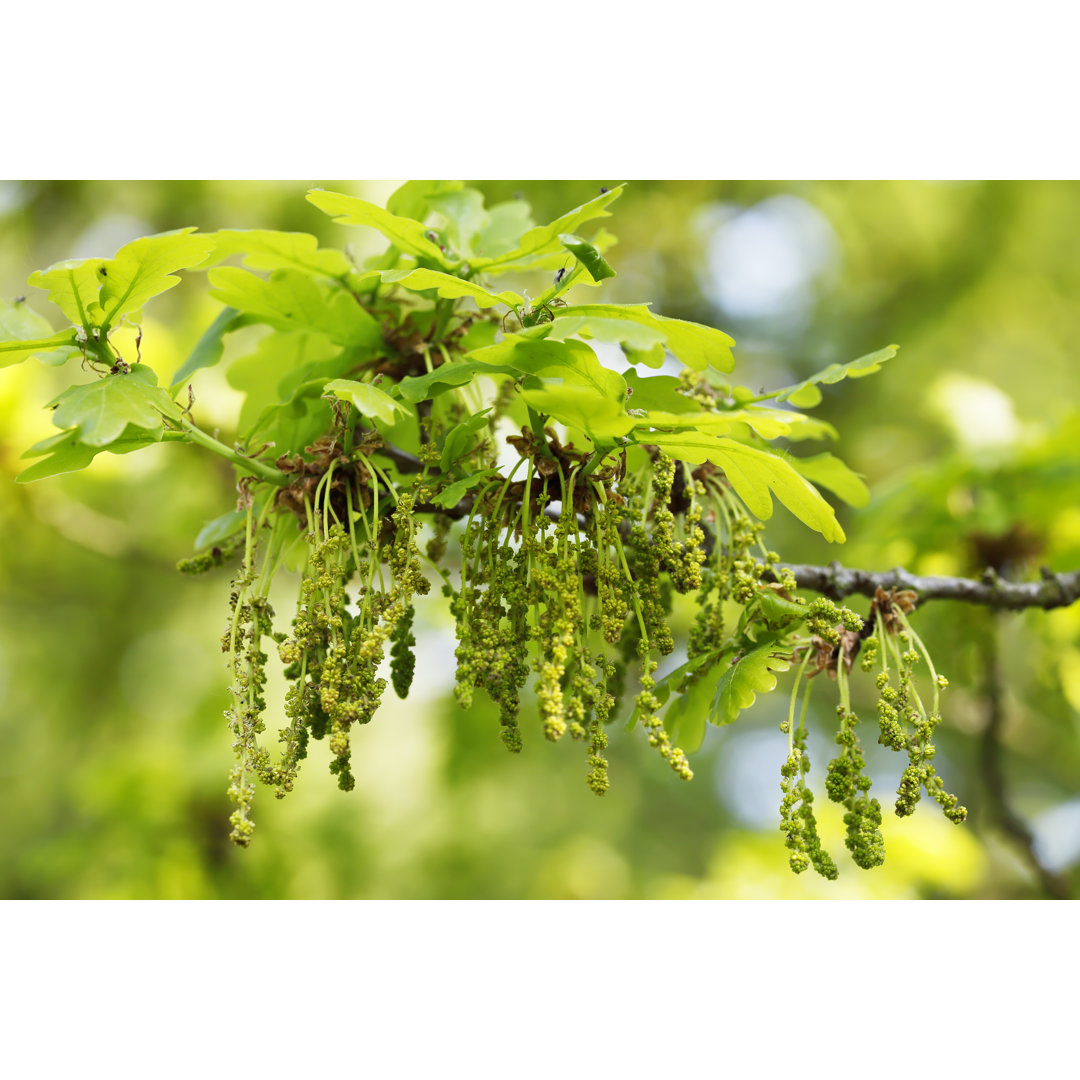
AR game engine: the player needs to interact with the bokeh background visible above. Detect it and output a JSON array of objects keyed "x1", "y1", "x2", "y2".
[{"x1": 2, "y1": 179, "x2": 1079, "y2": 899}]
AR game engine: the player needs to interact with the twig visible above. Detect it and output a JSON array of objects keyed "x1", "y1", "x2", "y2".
[{"x1": 772, "y1": 561, "x2": 1080, "y2": 612}]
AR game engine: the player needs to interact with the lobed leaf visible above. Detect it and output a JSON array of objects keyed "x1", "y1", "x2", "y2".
[
  {"x1": 645, "y1": 431, "x2": 846, "y2": 542},
  {"x1": 306, "y1": 189, "x2": 454, "y2": 267},
  {"x1": 48, "y1": 364, "x2": 182, "y2": 447},
  {"x1": 385, "y1": 180, "x2": 464, "y2": 222},
  {"x1": 554, "y1": 303, "x2": 735, "y2": 372},
  {"x1": 27, "y1": 259, "x2": 107, "y2": 327},
  {"x1": 207, "y1": 267, "x2": 382, "y2": 347},
  {"x1": 98, "y1": 229, "x2": 217, "y2": 328},
  {"x1": 772, "y1": 345, "x2": 899, "y2": 407},
  {"x1": 380, "y1": 268, "x2": 523, "y2": 309},
  {"x1": 0, "y1": 298, "x2": 79, "y2": 366},
  {"x1": 16, "y1": 426, "x2": 160, "y2": 482},
  {"x1": 712, "y1": 639, "x2": 793, "y2": 727},
  {"x1": 200, "y1": 229, "x2": 354, "y2": 280},
  {"x1": 395, "y1": 360, "x2": 520, "y2": 403},
  {"x1": 226, "y1": 330, "x2": 339, "y2": 436},
  {"x1": 473, "y1": 186, "x2": 624, "y2": 272},
  {"x1": 323, "y1": 379, "x2": 411, "y2": 425},
  {"x1": 472, "y1": 199, "x2": 534, "y2": 259},
  {"x1": 790, "y1": 452, "x2": 870, "y2": 507},
  {"x1": 426, "y1": 189, "x2": 488, "y2": 258}
]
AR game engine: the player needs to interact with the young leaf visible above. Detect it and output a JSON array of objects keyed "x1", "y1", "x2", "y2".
[
  {"x1": 49, "y1": 364, "x2": 182, "y2": 447},
  {"x1": 169, "y1": 307, "x2": 244, "y2": 390},
  {"x1": 226, "y1": 330, "x2": 339, "y2": 435},
  {"x1": 306, "y1": 189, "x2": 454, "y2": 267},
  {"x1": 200, "y1": 229, "x2": 354, "y2": 280},
  {"x1": 98, "y1": 229, "x2": 217, "y2": 328},
  {"x1": 323, "y1": 379, "x2": 411, "y2": 425},
  {"x1": 663, "y1": 673, "x2": 716, "y2": 753},
  {"x1": 380, "y1": 268, "x2": 523, "y2": 309},
  {"x1": 474, "y1": 186, "x2": 624, "y2": 272},
  {"x1": 554, "y1": 304, "x2": 735, "y2": 373},
  {"x1": 645, "y1": 431, "x2": 846, "y2": 542},
  {"x1": 207, "y1": 267, "x2": 382, "y2": 347},
  {"x1": 385, "y1": 180, "x2": 464, "y2": 222},
  {"x1": 558, "y1": 233, "x2": 616, "y2": 282},
  {"x1": 550, "y1": 314, "x2": 665, "y2": 352},
  {"x1": 472, "y1": 199, "x2": 534, "y2": 259},
  {"x1": 469, "y1": 336, "x2": 627, "y2": 401},
  {"x1": 26, "y1": 258, "x2": 107, "y2": 327},
  {"x1": 429, "y1": 469, "x2": 500, "y2": 509},
  {"x1": 426, "y1": 189, "x2": 488, "y2": 258},
  {"x1": 194, "y1": 509, "x2": 248, "y2": 551},
  {"x1": 440, "y1": 411, "x2": 492, "y2": 472},
  {"x1": 16, "y1": 426, "x2": 159, "y2": 482},
  {"x1": 0, "y1": 298, "x2": 79, "y2": 366},
  {"x1": 790, "y1": 452, "x2": 870, "y2": 507},
  {"x1": 772, "y1": 345, "x2": 899, "y2": 407},
  {"x1": 756, "y1": 590, "x2": 809, "y2": 628},
  {"x1": 712, "y1": 638, "x2": 793, "y2": 727},
  {"x1": 395, "y1": 360, "x2": 520, "y2": 403},
  {"x1": 472, "y1": 336, "x2": 634, "y2": 444}
]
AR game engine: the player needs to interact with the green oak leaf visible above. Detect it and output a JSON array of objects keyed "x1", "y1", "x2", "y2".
[
  {"x1": 395, "y1": 360, "x2": 520, "y2": 404},
  {"x1": 558, "y1": 233, "x2": 616, "y2": 282},
  {"x1": 554, "y1": 303, "x2": 735, "y2": 372},
  {"x1": 225, "y1": 330, "x2": 339, "y2": 436},
  {"x1": 521, "y1": 383, "x2": 636, "y2": 443},
  {"x1": 474, "y1": 186, "x2": 624, "y2": 272},
  {"x1": 440, "y1": 411, "x2": 492, "y2": 473},
  {"x1": 472, "y1": 337, "x2": 633, "y2": 444},
  {"x1": 551, "y1": 315, "x2": 664, "y2": 352},
  {"x1": 712, "y1": 638, "x2": 793, "y2": 727},
  {"x1": 323, "y1": 379, "x2": 411, "y2": 425},
  {"x1": 199, "y1": 229, "x2": 354, "y2": 280},
  {"x1": 622, "y1": 341, "x2": 667, "y2": 368},
  {"x1": 426, "y1": 189, "x2": 489, "y2": 258},
  {"x1": 97, "y1": 229, "x2": 217, "y2": 328},
  {"x1": 772, "y1": 345, "x2": 899, "y2": 407},
  {"x1": 48, "y1": 364, "x2": 182, "y2": 447},
  {"x1": 385, "y1": 180, "x2": 464, "y2": 222},
  {"x1": 27, "y1": 258, "x2": 107, "y2": 327},
  {"x1": 473, "y1": 200, "x2": 534, "y2": 259},
  {"x1": 430, "y1": 469, "x2": 500, "y2": 509},
  {"x1": 662, "y1": 670, "x2": 717, "y2": 754},
  {"x1": 756, "y1": 591, "x2": 809, "y2": 629},
  {"x1": 170, "y1": 307, "x2": 245, "y2": 390},
  {"x1": 380, "y1": 268, "x2": 523, "y2": 309},
  {"x1": 468, "y1": 336, "x2": 627, "y2": 401},
  {"x1": 791, "y1": 452, "x2": 870, "y2": 507},
  {"x1": 16, "y1": 425, "x2": 160, "y2": 482},
  {"x1": 207, "y1": 267, "x2": 382, "y2": 347},
  {"x1": 623, "y1": 371, "x2": 698, "y2": 413},
  {"x1": 645, "y1": 431, "x2": 846, "y2": 542},
  {"x1": 306, "y1": 189, "x2": 454, "y2": 267},
  {"x1": 194, "y1": 509, "x2": 248, "y2": 551},
  {"x1": 0, "y1": 299, "x2": 78, "y2": 366}
]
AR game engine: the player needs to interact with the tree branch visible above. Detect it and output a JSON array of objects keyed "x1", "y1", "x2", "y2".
[
  {"x1": 367, "y1": 446, "x2": 1080, "y2": 614},
  {"x1": 979, "y1": 614, "x2": 1071, "y2": 899},
  {"x1": 774, "y1": 561, "x2": 1080, "y2": 611}
]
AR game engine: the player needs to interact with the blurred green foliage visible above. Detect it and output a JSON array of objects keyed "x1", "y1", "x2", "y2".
[{"x1": 2, "y1": 179, "x2": 1079, "y2": 898}]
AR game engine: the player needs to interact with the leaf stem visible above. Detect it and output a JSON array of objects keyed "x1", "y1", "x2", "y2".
[{"x1": 179, "y1": 420, "x2": 291, "y2": 486}]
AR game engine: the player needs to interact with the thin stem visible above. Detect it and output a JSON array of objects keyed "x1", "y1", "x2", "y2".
[{"x1": 179, "y1": 420, "x2": 291, "y2": 486}]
